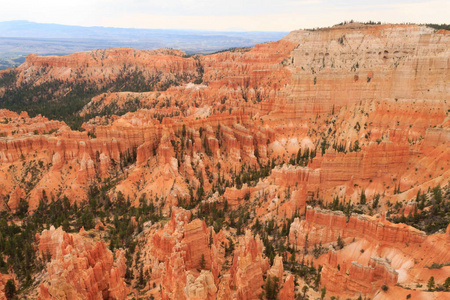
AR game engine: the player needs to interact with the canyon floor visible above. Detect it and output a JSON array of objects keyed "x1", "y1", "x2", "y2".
[{"x1": 0, "y1": 23, "x2": 449, "y2": 300}]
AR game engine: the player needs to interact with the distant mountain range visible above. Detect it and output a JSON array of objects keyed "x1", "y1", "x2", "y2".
[{"x1": 0, "y1": 20, "x2": 288, "y2": 70}]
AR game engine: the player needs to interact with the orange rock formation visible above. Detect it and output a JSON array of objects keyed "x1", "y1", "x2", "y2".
[
  {"x1": 0, "y1": 23, "x2": 448, "y2": 299},
  {"x1": 36, "y1": 226, "x2": 127, "y2": 299}
]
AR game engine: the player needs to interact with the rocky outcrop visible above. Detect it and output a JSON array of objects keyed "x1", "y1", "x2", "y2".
[
  {"x1": 279, "y1": 275, "x2": 295, "y2": 300},
  {"x1": 230, "y1": 230, "x2": 270, "y2": 300},
  {"x1": 321, "y1": 249, "x2": 398, "y2": 296},
  {"x1": 423, "y1": 128, "x2": 450, "y2": 147},
  {"x1": 13, "y1": 48, "x2": 199, "y2": 88},
  {"x1": 289, "y1": 207, "x2": 426, "y2": 249},
  {"x1": 184, "y1": 219, "x2": 216, "y2": 273},
  {"x1": 185, "y1": 271, "x2": 217, "y2": 300},
  {"x1": 267, "y1": 255, "x2": 284, "y2": 282},
  {"x1": 137, "y1": 208, "x2": 220, "y2": 300},
  {"x1": 0, "y1": 24, "x2": 449, "y2": 214},
  {"x1": 317, "y1": 141, "x2": 411, "y2": 190},
  {"x1": 216, "y1": 275, "x2": 233, "y2": 300},
  {"x1": 282, "y1": 24, "x2": 449, "y2": 116},
  {"x1": 36, "y1": 226, "x2": 127, "y2": 300},
  {"x1": 0, "y1": 24, "x2": 449, "y2": 299}
]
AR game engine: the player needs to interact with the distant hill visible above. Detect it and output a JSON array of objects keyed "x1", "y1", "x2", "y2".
[{"x1": 0, "y1": 21, "x2": 288, "y2": 70}]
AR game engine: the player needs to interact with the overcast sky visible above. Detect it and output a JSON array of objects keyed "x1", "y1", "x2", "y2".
[{"x1": 1, "y1": 0, "x2": 448, "y2": 31}]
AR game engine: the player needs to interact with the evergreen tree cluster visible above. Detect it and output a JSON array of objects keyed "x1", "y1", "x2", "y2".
[
  {"x1": 0, "y1": 68, "x2": 190, "y2": 130},
  {"x1": 390, "y1": 185, "x2": 449, "y2": 234}
]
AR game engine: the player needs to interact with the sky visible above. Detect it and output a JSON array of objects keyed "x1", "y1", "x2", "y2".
[{"x1": 0, "y1": 0, "x2": 448, "y2": 31}]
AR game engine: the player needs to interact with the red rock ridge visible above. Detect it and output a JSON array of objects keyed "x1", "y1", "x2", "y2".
[
  {"x1": 289, "y1": 207, "x2": 426, "y2": 249},
  {"x1": 321, "y1": 249, "x2": 398, "y2": 296},
  {"x1": 135, "y1": 208, "x2": 220, "y2": 299},
  {"x1": 230, "y1": 230, "x2": 270, "y2": 300},
  {"x1": 36, "y1": 226, "x2": 127, "y2": 300},
  {"x1": 12, "y1": 48, "x2": 199, "y2": 88}
]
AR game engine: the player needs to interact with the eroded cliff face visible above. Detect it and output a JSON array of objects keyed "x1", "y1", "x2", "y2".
[
  {"x1": 36, "y1": 226, "x2": 127, "y2": 300},
  {"x1": 132, "y1": 209, "x2": 276, "y2": 300},
  {"x1": 132, "y1": 208, "x2": 218, "y2": 300},
  {"x1": 230, "y1": 231, "x2": 270, "y2": 300},
  {"x1": 288, "y1": 207, "x2": 450, "y2": 298},
  {"x1": 0, "y1": 24, "x2": 448, "y2": 214},
  {"x1": 283, "y1": 25, "x2": 448, "y2": 114},
  {"x1": 289, "y1": 207, "x2": 426, "y2": 249},
  {"x1": 11, "y1": 48, "x2": 199, "y2": 88},
  {"x1": 0, "y1": 23, "x2": 449, "y2": 299}
]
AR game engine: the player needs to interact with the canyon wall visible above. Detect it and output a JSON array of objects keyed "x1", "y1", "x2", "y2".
[
  {"x1": 0, "y1": 23, "x2": 448, "y2": 299},
  {"x1": 289, "y1": 207, "x2": 426, "y2": 249}
]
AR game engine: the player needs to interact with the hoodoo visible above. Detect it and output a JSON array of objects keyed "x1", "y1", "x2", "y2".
[{"x1": 0, "y1": 23, "x2": 449, "y2": 299}]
